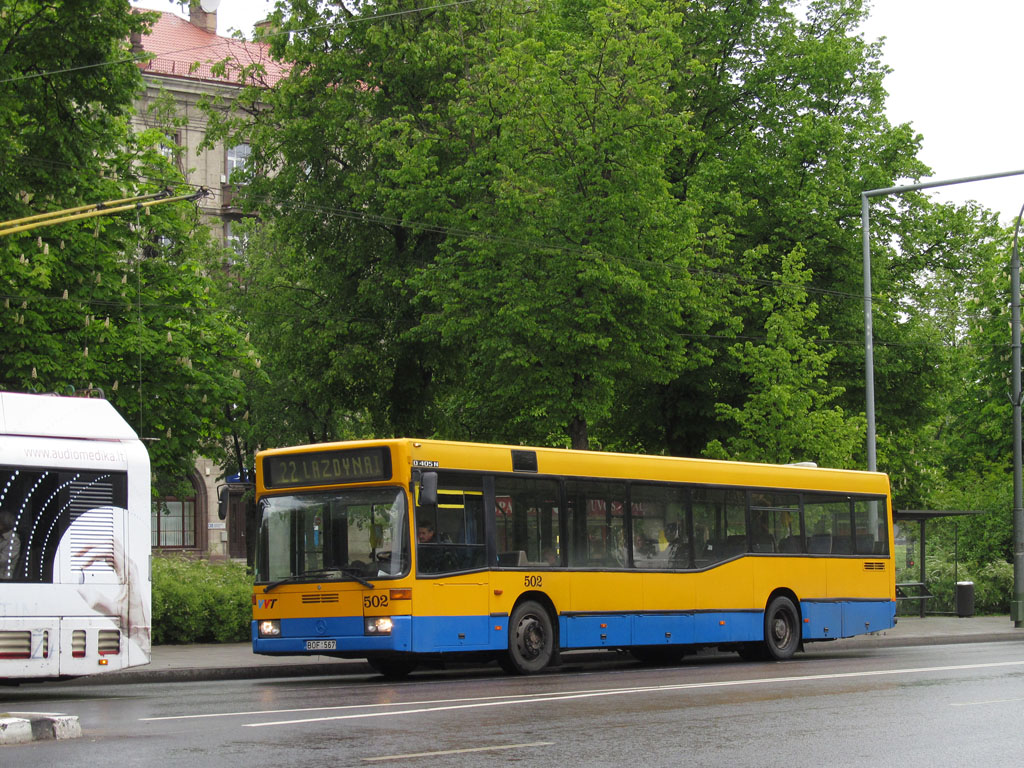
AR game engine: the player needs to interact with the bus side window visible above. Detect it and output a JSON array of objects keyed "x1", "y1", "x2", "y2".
[
  {"x1": 854, "y1": 498, "x2": 888, "y2": 555},
  {"x1": 630, "y1": 483, "x2": 690, "y2": 570},
  {"x1": 494, "y1": 476, "x2": 562, "y2": 567},
  {"x1": 565, "y1": 479, "x2": 626, "y2": 568},
  {"x1": 803, "y1": 494, "x2": 858, "y2": 555}
]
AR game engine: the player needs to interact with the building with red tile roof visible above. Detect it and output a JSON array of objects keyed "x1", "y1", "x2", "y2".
[
  {"x1": 130, "y1": 4, "x2": 284, "y2": 262},
  {"x1": 134, "y1": 8, "x2": 287, "y2": 87}
]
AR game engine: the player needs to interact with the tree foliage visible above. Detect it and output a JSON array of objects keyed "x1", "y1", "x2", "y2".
[
  {"x1": 0, "y1": 1, "x2": 257, "y2": 490},
  {"x1": 225, "y1": 0, "x2": 908, "y2": 452},
  {"x1": 204, "y1": 0, "x2": 1018, "y2": 585},
  {"x1": 704, "y1": 246, "x2": 864, "y2": 466}
]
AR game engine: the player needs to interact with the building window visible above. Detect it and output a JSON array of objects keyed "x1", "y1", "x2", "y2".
[
  {"x1": 226, "y1": 143, "x2": 250, "y2": 182},
  {"x1": 225, "y1": 220, "x2": 246, "y2": 255},
  {"x1": 157, "y1": 131, "x2": 183, "y2": 171},
  {"x1": 153, "y1": 494, "x2": 198, "y2": 549}
]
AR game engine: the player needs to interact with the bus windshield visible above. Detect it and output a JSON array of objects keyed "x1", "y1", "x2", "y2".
[{"x1": 255, "y1": 487, "x2": 408, "y2": 583}]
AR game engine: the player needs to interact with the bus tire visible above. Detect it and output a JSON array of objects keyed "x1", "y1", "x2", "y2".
[
  {"x1": 763, "y1": 595, "x2": 801, "y2": 661},
  {"x1": 367, "y1": 657, "x2": 417, "y2": 679},
  {"x1": 503, "y1": 600, "x2": 554, "y2": 675}
]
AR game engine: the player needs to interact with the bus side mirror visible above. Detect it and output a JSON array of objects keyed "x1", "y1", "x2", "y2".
[
  {"x1": 218, "y1": 485, "x2": 230, "y2": 520},
  {"x1": 420, "y1": 472, "x2": 438, "y2": 507}
]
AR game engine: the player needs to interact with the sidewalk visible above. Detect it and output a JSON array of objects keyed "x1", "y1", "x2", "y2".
[{"x1": 86, "y1": 614, "x2": 1023, "y2": 686}]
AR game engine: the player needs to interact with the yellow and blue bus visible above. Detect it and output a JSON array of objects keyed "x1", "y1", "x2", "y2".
[{"x1": 252, "y1": 439, "x2": 895, "y2": 676}]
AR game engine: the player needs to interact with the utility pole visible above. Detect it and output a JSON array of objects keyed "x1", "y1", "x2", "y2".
[
  {"x1": 1011, "y1": 204, "x2": 1024, "y2": 627},
  {"x1": 861, "y1": 169, "x2": 1024, "y2": 628}
]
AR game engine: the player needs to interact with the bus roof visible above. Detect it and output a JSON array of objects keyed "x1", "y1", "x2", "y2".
[
  {"x1": 0, "y1": 392, "x2": 139, "y2": 442},
  {"x1": 257, "y1": 437, "x2": 890, "y2": 495}
]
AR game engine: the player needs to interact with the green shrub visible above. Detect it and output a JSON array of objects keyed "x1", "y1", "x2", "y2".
[
  {"x1": 152, "y1": 557, "x2": 252, "y2": 645},
  {"x1": 973, "y1": 560, "x2": 1014, "y2": 614},
  {"x1": 904, "y1": 552, "x2": 1014, "y2": 615}
]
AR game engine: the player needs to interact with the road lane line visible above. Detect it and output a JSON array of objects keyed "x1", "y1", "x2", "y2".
[
  {"x1": 362, "y1": 742, "x2": 553, "y2": 762},
  {"x1": 950, "y1": 696, "x2": 1024, "y2": 707},
  {"x1": 241, "y1": 659, "x2": 1024, "y2": 728},
  {"x1": 140, "y1": 688, "x2": 612, "y2": 722}
]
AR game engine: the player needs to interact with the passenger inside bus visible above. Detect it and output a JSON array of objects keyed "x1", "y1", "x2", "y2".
[{"x1": 749, "y1": 511, "x2": 776, "y2": 553}]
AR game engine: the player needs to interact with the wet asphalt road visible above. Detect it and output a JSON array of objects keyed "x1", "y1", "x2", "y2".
[{"x1": 3, "y1": 641, "x2": 1023, "y2": 767}]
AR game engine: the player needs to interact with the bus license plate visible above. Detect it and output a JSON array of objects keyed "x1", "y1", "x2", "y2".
[{"x1": 306, "y1": 640, "x2": 336, "y2": 651}]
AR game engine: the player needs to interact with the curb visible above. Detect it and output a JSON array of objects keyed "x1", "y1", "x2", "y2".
[
  {"x1": 826, "y1": 630, "x2": 1023, "y2": 651},
  {"x1": 58, "y1": 631, "x2": 1024, "y2": 687},
  {"x1": 0, "y1": 713, "x2": 81, "y2": 745}
]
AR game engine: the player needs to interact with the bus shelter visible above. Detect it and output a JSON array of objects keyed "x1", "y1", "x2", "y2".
[{"x1": 893, "y1": 509, "x2": 987, "y2": 618}]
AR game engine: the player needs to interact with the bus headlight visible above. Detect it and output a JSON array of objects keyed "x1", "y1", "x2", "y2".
[
  {"x1": 364, "y1": 617, "x2": 393, "y2": 635},
  {"x1": 258, "y1": 619, "x2": 281, "y2": 638}
]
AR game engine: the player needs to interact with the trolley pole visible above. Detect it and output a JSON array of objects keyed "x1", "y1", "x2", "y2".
[{"x1": 861, "y1": 169, "x2": 1024, "y2": 628}]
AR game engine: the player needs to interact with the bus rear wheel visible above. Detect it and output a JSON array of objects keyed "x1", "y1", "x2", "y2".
[
  {"x1": 503, "y1": 600, "x2": 554, "y2": 675},
  {"x1": 763, "y1": 595, "x2": 801, "y2": 660}
]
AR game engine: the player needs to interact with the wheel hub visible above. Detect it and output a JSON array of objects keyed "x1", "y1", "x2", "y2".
[
  {"x1": 771, "y1": 616, "x2": 791, "y2": 644},
  {"x1": 517, "y1": 617, "x2": 544, "y2": 659}
]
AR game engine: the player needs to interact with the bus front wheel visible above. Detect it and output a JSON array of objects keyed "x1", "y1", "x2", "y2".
[
  {"x1": 503, "y1": 600, "x2": 554, "y2": 675},
  {"x1": 763, "y1": 595, "x2": 801, "y2": 660}
]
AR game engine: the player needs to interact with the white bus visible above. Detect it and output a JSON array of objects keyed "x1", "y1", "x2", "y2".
[{"x1": 0, "y1": 392, "x2": 151, "y2": 681}]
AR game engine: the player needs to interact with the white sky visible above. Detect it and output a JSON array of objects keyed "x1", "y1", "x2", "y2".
[
  {"x1": 132, "y1": 0, "x2": 1024, "y2": 225},
  {"x1": 858, "y1": 0, "x2": 1024, "y2": 226}
]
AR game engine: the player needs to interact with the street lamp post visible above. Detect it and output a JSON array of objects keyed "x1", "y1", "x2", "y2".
[
  {"x1": 861, "y1": 168, "x2": 1024, "y2": 627},
  {"x1": 1011, "y1": 203, "x2": 1024, "y2": 627}
]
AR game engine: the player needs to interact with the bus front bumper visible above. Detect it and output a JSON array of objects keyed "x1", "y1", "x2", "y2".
[{"x1": 251, "y1": 615, "x2": 412, "y2": 656}]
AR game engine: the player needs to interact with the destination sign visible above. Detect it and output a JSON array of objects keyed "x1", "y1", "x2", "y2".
[{"x1": 263, "y1": 447, "x2": 391, "y2": 489}]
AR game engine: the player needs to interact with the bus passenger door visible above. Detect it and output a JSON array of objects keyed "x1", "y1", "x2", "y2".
[{"x1": 413, "y1": 476, "x2": 492, "y2": 651}]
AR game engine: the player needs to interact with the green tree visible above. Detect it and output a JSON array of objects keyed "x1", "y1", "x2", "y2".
[
  {"x1": 206, "y1": 0, "x2": 470, "y2": 444},
  {"x1": 216, "y1": 0, "x2": 1003, "y2": 489},
  {"x1": 704, "y1": 246, "x2": 864, "y2": 465},
  {"x1": 0, "y1": 2, "x2": 257, "y2": 489},
  {"x1": 633, "y1": 0, "x2": 934, "y2": 462},
  {"x1": 210, "y1": 0, "x2": 723, "y2": 450},
  {"x1": 414, "y1": 0, "x2": 715, "y2": 449}
]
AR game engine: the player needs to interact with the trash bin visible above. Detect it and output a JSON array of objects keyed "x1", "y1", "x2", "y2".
[{"x1": 956, "y1": 581, "x2": 975, "y2": 618}]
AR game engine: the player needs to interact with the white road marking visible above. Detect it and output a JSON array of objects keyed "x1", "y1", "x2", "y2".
[
  {"x1": 950, "y1": 696, "x2": 1024, "y2": 707},
  {"x1": 362, "y1": 742, "x2": 553, "y2": 762},
  {"x1": 231, "y1": 660, "x2": 1024, "y2": 728},
  {"x1": 141, "y1": 688, "x2": 605, "y2": 722}
]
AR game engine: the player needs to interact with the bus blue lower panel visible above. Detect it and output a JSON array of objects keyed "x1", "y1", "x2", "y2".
[
  {"x1": 562, "y1": 611, "x2": 762, "y2": 648},
  {"x1": 252, "y1": 615, "x2": 413, "y2": 655},
  {"x1": 253, "y1": 600, "x2": 896, "y2": 656},
  {"x1": 409, "y1": 614, "x2": 496, "y2": 652},
  {"x1": 561, "y1": 601, "x2": 894, "y2": 648},
  {"x1": 801, "y1": 600, "x2": 895, "y2": 640}
]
